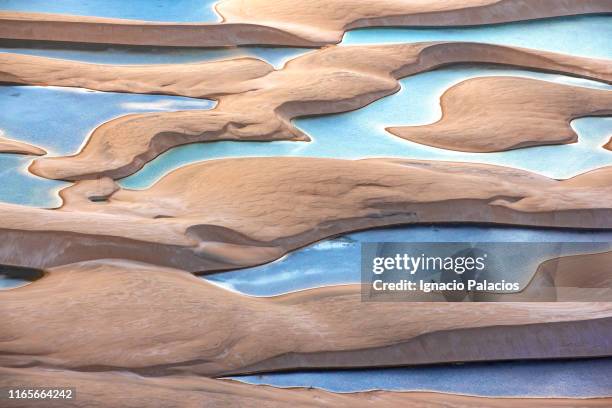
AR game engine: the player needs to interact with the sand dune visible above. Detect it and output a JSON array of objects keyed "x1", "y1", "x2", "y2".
[
  {"x1": 387, "y1": 76, "x2": 612, "y2": 152},
  {"x1": 0, "y1": 158, "x2": 610, "y2": 272},
  {"x1": 218, "y1": 0, "x2": 612, "y2": 44},
  {"x1": 0, "y1": 131, "x2": 46, "y2": 155},
  {"x1": 1, "y1": 42, "x2": 609, "y2": 180},
  {"x1": 1, "y1": 2, "x2": 611, "y2": 404},
  {"x1": 0, "y1": 53, "x2": 274, "y2": 98},
  {"x1": 1, "y1": 0, "x2": 611, "y2": 46},
  {"x1": 0, "y1": 11, "x2": 318, "y2": 47},
  {"x1": 1, "y1": 259, "x2": 610, "y2": 377}
]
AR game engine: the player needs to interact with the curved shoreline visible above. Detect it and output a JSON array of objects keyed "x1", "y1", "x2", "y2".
[
  {"x1": 1, "y1": 1, "x2": 611, "y2": 46},
  {"x1": 1, "y1": 42, "x2": 609, "y2": 180},
  {"x1": 0, "y1": 132, "x2": 46, "y2": 155},
  {"x1": 0, "y1": 158, "x2": 610, "y2": 272},
  {"x1": 1, "y1": 3, "x2": 611, "y2": 403},
  {"x1": 1, "y1": 259, "x2": 611, "y2": 377},
  {"x1": 387, "y1": 76, "x2": 612, "y2": 152},
  {"x1": 0, "y1": 11, "x2": 322, "y2": 47}
]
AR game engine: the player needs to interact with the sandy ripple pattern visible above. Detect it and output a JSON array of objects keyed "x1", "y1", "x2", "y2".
[
  {"x1": 1, "y1": 259, "x2": 612, "y2": 376},
  {"x1": 388, "y1": 76, "x2": 612, "y2": 152},
  {"x1": 0, "y1": 0, "x2": 611, "y2": 46},
  {"x1": 0, "y1": 2, "x2": 612, "y2": 407},
  {"x1": 0, "y1": 158, "x2": 611, "y2": 272},
  {"x1": 0, "y1": 42, "x2": 610, "y2": 180}
]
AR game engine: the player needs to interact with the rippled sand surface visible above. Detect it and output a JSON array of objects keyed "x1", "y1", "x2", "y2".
[{"x1": 1, "y1": 2, "x2": 611, "y2": 406}]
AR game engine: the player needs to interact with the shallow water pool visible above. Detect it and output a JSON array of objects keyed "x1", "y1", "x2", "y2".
[
  {"x1": 120, "y1": 66, "x2": 612, "y2": 189},
  {"x1": 230, "y1": 358, "x2": 612, "y2": 398},
  {"x1": 0, "y1": 0, "x2": 221, "y2": 22},
  {"x1": 0, "y1": 85, "x2": 213, "y2": 207},
  {"x1": 204, "y1": 225, "x2": 612, "y2": 296}
]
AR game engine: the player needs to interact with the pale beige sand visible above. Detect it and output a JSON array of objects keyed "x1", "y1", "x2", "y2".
[
  {"x1": 1, "y1": 259, "x2": 610, "y2": 377},
  {"x1": 1, "y1": 2, "x2": 610, "y2": 402},
  {"x1": 0, "y1": 131, "x2": 46, "y2": 155},
  {"x1": 387, "y1": 76, "x2": 612, "y2": 152},
  {"x1": 1, "y1": 42, "x2": 609, "y2": 180},
  {"x1": 218, "y1": 0, "x2": 612, "y2": 44},
  {"x1": 0, "y1": 158, "x2": 610, "y2": 272},
  {"x1": 1, "y1": 0, "x2": 611, "y2": 46},
  {"x1": 2, "y1": 367, "x2": 610, "y2": 408},
  {"x1": 0, "y1": 11, "x2": 317, "y2": 47},
  {"x1": 0, "y1": 54, "x2": 274, "y2": 97}
]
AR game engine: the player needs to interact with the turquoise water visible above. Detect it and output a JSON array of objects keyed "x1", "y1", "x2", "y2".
[
  {"x1": 0, "y1": 157, "x2": 65, "y2": 208},
  {"x1": 204, "y1": 225, "x2": 612, "y2": 296},
  {"x1": 230, "y1": 358, "x2": 612, "y2": 398},
  {"x1": 1, "y1": 16, "x2": 610, "y2": 73},
  {"x1": 343, "y1": 15, "x2": 612, "y2": 59},
  {"x1": 4, "y1": 15, "x2": 610, "y2": 69},
  {"x1": 3, "y1": 68, "x2": 610, "y2": 207},
  {"x1": 0, "y1": 8, "x2": 610, "y2": 399},
  {"x1": 0, "y1": 0, "x2": 220, "y2": 22},
  {"x1": 0, "y1": 43, "x2": 312, "y2": 69},
  {"x1": 121, "y1": 66, "x2": 612, "y2": 189},
  {"x1": 0, "y1": 85, "x2": 213, "y2": 207}
]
